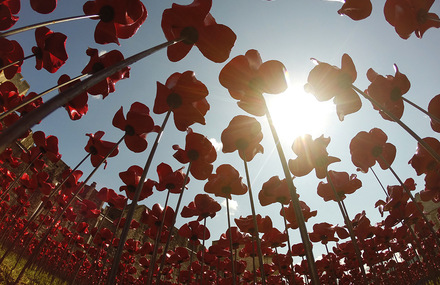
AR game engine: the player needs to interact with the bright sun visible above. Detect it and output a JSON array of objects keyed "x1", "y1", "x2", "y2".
[{"x1": 265, "y1": 84, "x2": 334, "y2": 147}]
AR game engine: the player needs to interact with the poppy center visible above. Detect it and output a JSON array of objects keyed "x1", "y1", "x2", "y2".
[
  {"x1": 99, "y1": 5, "x2": 115, "y2": 23},
  {"x1": 127, "y1": 185, "x2": 136, "y2": 193},
  {"x1": 89, "y1": 145, "x2": 98, "y2": 155},
  {"x1": 125, "y1": 125, "x2": 135, "y2": 136},
  {"x1": 235, "y1": 138, "x2": 249, "y2": 150},
  {"x1": 33, "y1": 47, "x2": 43, "y2": 60},
  {"x1": 390, "y1": 87, "x2": 402, "y2": 101},
  {"x1": 165, "y1": 183, "x2": 175, "y2": 190},
  {"x1": 166, "y1": 92, "x2": 182, "y2": 109},
  {"x1": 0, "y1": 58, "x2": 4, "y2": 68},
  {"x1": 417, "y1": 9, "x2": 428, "y2": 24},
  {"x1": 221, "y1": 186, "x2": 232, "y2": 194},
  {"x1": 180, "y1": 26, "x2": 199, "y2": 45},
  {"x1": 39, "y1": 146, "x2": 47, "y2": 154},
  {"x1": 92, "y1": 62, "x2": 105, "y2": 73},
  {"x1": 248, "y1": 77, "x2": 264, "y2": 92},
  {"x1": 371, "y1": 145, "x2": 383, "y2": 157},
  {"x1": 187, "y1": 149, "x2": 199, "y2": 161},
  {"x1": 337, "y1": 72, "x2": 352, "y2": 89},
  {"x1": 314, "y1": 156, "x2": 328, "y2": 168}
]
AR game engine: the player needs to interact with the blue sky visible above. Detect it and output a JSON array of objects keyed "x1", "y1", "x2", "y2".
[{"x1": 8, "y1": 0, "x2": 440, "y2": 261}]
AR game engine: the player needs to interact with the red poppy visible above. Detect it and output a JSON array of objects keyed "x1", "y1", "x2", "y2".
[
  {"x1": 0, "y1": 81, "x2": 21, "y2": 113},
  {"x1": 181, "y1": 193, "x2": 221, "y2": 221},
  {"x1": 0, "y1": 147, "x2": 20, "y2": 168},
  {"x1": 77, "y1": 199, "x2": 101, "y2": 220},
  {"x1": 289, "y1": 134, "x2": 340, "y2": 179},
  {"x1": 57, "y1": 74, "x2": 89, "y2": 120},
  {"x1": 84, "y1": 131, "x2": 119, "y2": 168},
  {"x1": 408, "y1": 137, "x2": 440, "y2": 195},
  {"x1": 155, "y1": 163, "x2": 189, "y2": 194},
  {"x1": 119, "y1": 165, "x2": 155, "y2": 201},
  {"x1": 16, "y1": 91, "x2": 43, "y2": 116},
  {"x1": 20, "y1": 147, "x2": 46, "y2": 172},
  {"x1": 32, "y1": 131, "x2": 61, "y2": 163},
  {"x1": 258, "y1": 176, "x2": 291, "y2": 206},
  {"x1": 141, "y1": 204, "x2": 174, "y2": 234},
  {"x1": 178, "y1": 220, "x2": 210, "y2": 246},
  {"x1": 338, "y1": 0, "x2": 372, "y2": 21},
  {"x1": 365, "y1": 65, "x2": 410, "y2": 121},
  {"x1": 30, "y1": 0, "x2": 57, "y2": 14},
  {"x1": 0, "y1": 0, "x2": 20, "y2": 31},
  {"x1": 59, "y1": 169, "x2": 83, "y2": 195},
  {"x1": 221, "y1": 115, "x2": 264, "y2": 162},
  {"x1": 219, "y1": 49, "x2": 288, "y2": 116},
  {"x1": 0, "y1": 38, "x2": 23, "y2": 79},
  {"x1": 154, "y1": 71, "x2": 209, "y2": 132},
  {"x1": 351, "y1": 211, "x2": 374, "y2": 239},
  {"x1": 309, "y1": 222, "x2": 339, "y2": 245},
  {"x1": 81, "y1": 48, "x2": 130, "y2": 98},
  {"x1": 428, "y1": 94, "x2": 440, "y2": 133},
  {"x1": 20, "y1": 172, "x2": 53, "y2": 196},
  {"x1": 305, "y1": 54, "x2": 360, "y2": 121},
  {"x1": 173, "y1": 129, "x2": 217, "y2": 180},
  {"x1": 112, "y1": 102, "x2": 156, "y2": 153},
  {"x1": 161, "y1": 0, "x2": 236, "y2": 63},
  {"x1": 204, "y1": 164, "x2": 247, "y2": 199},
  {"x1": 93, "y1": 227, "x2": 113, "y2": 246},
  {"x1": 281, "y1": 200, "x2": 317, "y2": 229},
  {"x1": 235, "y1": 214, "x2": 273, "y2": 235},
  {"x1": 217, "y1": 227, "x2": 246, "y2": 250},
  {"x1": 349, "y1": 128, "x2": 396, "y2": 173},
  {"x1": 317, "y1": 170, "x2": 362, "y2": 202},
  {"x1": 83, "y1": 0, "x2": 147, "y2": 45},
  {"x1": 261, "y1": 227, "x2": 288, "y2": 248},
  {"x1": 384, "y1": 0, "x2": 440, "y2": 39},
  {"x1": 32, "y1": 27, "x2": 68, "y2": 73}
]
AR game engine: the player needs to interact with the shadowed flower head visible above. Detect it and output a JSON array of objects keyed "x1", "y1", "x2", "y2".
[
  {"x1": 204, "y1": 164, "x2": 247, "y2": 199},
  {"x1": 155, "y1": 162, "x2": 189, "y2": 194},
  {"x1": 258, "y1": 176, "x2": 291, "y2": 206},
  {"x1": 289, "y1": 134, "x2": 341, "y2": 179},
  {"x1": 33, "y1": 131, "x2": 61, "y2": 163},
  {"x1": 58, "y1": 74, "x2": 89, "y2": 120},
  {"x1": 32, "y1": 27, "x2": 68, "y2": 73},
  {"x1": 112, "y1": 102, "x2": 156, "y2": 153},
  {"x1": 350, "y1": 128, "x2": 396, "y2": 173},
  {"x1": 161, "y1": 0, "x2": 236, "y2": 63},
  {"x1": 338, "y1": 0, "x2": 372, "y2": 21},
  {"x1": 173, "y1": 129, "x2": 217, "y2": 180},
  {"x1": 366, "y1": 65, "x2": 410, "y2": 121},
  {"x1": 81, "y1": 48, "x2": 130, "y2": 98},
  {"x1": 384, "y1": 0, "x2": 440, "y2": 39},
  {"x1": 0, "y1": 38, "x2": 23, "y2": 79},
  {"x1": 181, "y1": 193, "x2": 221, "y2": 221},
  {"x1": 235, "y1": 214, "x2": 273, "y2": 235},
  {"x1": 305, "y1": 54, "x2": 360, "y2": 121},
  {"x1": 428, "y1": 95, "x2": 440, "y2": 133},
  {"x1": 309, "y1": 222, "x2": 339, "y2": 245},
  {"x1": 221, "y1": 115, "x2": 264, "y2": 162},
  {"x1": 219, "y1": 49, "x2": 288, "y2": 116},
  {"x1": 154, "y1": 71, "x2": 209, "y2": 132},
  {"x1": 281, "y1": 200, "x2": 317, "y2": 229},
  {"x1": 119, "y1": 165, "x2": 155, "y2": 201},
  {"x1": 0, "y1": 0, "x2": 20, "y2": 30},
  {"x1": 178, "y1": 220, "x2": 210, "y2": 246},
  {"x1": 84, "y1": 131, "x2": 119, "y2": 168},
  {"x1": 30, "y1": 0, "x2": 57, "y2": 14},
  {"x1": 317, "y1": 170, "x2": 362, "y2": 202},
  {"x1": 83, "y1": 0, "x2": 147, "y2": 45}
]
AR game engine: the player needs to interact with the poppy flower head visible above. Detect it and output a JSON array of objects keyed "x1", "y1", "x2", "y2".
[
  {"x1": 32, "y1": 131, "x2": 61, "y2": 163},
  {"x1": 155, "y1": 163, "x2": 189, "y2": 193},
  {"x1": 0, "y1": 0, "x2": 20, "y2": 31},
  {"x1": 161, "y1": 0, "x2": 236, "y2": 63},
  {"x1": 119, "y1": 165, "x2": 155, "y2": 201},
  {"x1": 317, "y1": 170, "x2": 362, "y2": 202},
  {"x1": 258, "y1": 176, "x2": 291, "y2": 206},
  {"x1": 289, "y1": 134, "x2": 341, "y2": 179},
  {"x1": 221, "y1": 115, "x2": 264, "y2": 162},
  {"x1": 0, "y1": 38, "x2": 24, "y2": 79},
  {"x1": 84, "y1": 131, "x2": 119, "y2": 168},
  {"x1": 365, "y1": 65, "x2": 410, "y2": 121},
  {"x1": 281, "y1": 200, "x2": 317, "y2": 229},
  {"x1": 178, "y1": 220, "x2": 210, "y2": 246},
  {"x1": 83, "y1": 0, "x2": 148, "y2": 45},
  {"x1": 219, "y1": 50, "x2": 288, "y2": 116},
  {"x1": 154, "y1": 71, "x2": 209, "y2": 132},
  {"x1": 58, "y1": 74, "x2": 89, "y2": 120},
  {"x1": 181, "y1": 193, "x2": 221, "y2": 221},
  {"x1": 112, "y1": 102, "x2": 156, "y2": 153},
  {"x1": 30, "y1": 0, "x2": 57, "y2": 14},
  {"x1": 350, "y1": 128, "x2": 396, "y2": 173},
  {"x1": 204, "y1": 164, "x2": 247, "y2": 199},
  {"x1": 0, "y1": 81, "x2": 21, "y2": 113},
  {"x1": 305, "y1": 54, "x2": 360, "y2": 121},
  {"x1": 428, "y1": 95, "x2": 440, "y2": 133},
  {"x1": 309, "y1": 222, "x2": 339, "y2": 245},
  {"x1": 32, "y1": 27, "x2": 68, "y2": 73},
  {"x1": 81, "y1": 48, "x2": 130, "y2": 98},
  {"x1": 338, "y1": 0, "x2": 372, "y2": 21},
  {"x1": 173, "y1": 129, "x2": 217, "y2": 180},
  {"x1": 384, "y1": 0, "x2": 440, "y2": 39}
]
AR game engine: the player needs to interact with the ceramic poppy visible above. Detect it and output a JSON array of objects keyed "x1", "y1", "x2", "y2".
[{"x1": 32, "y1": 27, "x2": 68, "y2": 73}]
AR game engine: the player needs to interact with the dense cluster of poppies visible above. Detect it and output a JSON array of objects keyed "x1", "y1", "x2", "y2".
[{"x1": 0, "y1": 0, "x2": 439, "y2": 284}]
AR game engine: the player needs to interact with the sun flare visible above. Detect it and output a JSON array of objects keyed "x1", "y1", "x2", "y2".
[{"x1": 266, "y1": 84, "x2": 333, "y2": 146}]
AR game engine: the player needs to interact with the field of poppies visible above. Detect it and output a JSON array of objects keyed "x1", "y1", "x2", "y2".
[{"x1": 0, "y1": 0, "x2": 439, "y2": 284}]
